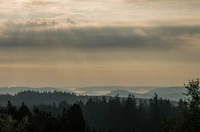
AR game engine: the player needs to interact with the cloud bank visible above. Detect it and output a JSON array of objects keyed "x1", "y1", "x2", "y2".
[{"x1": 0, "y1": 20, "x2": 200, "y2": 51}]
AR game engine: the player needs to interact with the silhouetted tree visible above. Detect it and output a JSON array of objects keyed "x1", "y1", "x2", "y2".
[{"x1": 162, "y1": 79, "x2": 200, "y2": 132}]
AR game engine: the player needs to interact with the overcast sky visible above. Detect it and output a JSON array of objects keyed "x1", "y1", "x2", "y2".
[{"x1": 0, "y1": 0, "x2": 200, "y2": 87}]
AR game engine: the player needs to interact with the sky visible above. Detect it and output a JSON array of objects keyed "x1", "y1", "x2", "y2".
[{"x1": 0, "y1": 0, "x2": 200, "y2": 87}]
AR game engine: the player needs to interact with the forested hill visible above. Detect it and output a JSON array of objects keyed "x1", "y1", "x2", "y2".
[
  {"x1": 0, "y1": 91, "x2": 95, "y2": 107},
  {"x1": 0, "y1": 91, "x2": 151, "y2": 107},
  {"x1": 0, "y1": 91, "x2": 187, "y2": 132},
  {"x1": 106, "y1": 86, "x2": 185, "y2": 101}
]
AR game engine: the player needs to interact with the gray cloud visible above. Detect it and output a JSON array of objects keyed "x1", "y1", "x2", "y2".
[
  {"x1": 0, "y1": 20, "x2": 200, "y2": 51},
  {"x1": 66, "y1": 18, "x2": 76, "y2": 25},
  {"x1": 3, "y1": 20, "x2": 59, "y2": 28}
]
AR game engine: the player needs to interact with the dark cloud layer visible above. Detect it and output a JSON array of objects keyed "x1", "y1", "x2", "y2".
[{"x1": 0, "y1": 21, "x2": 200, "y2": 51}]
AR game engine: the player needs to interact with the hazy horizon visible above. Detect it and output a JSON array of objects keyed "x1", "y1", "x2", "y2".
[
  {"x1": 0, "y1": 85, "x2": 186, "y2": 100},
  {"x1": 0, "y1": 85, "x2": 184, "y2": 88}
]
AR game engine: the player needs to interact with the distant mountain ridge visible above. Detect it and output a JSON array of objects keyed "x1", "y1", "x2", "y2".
[
  {"x1": 0, "y1": 86, "x2": 186, "y2": 101},
  {"x1": 0, "y1": 87, "x2": 73, "y2": 95},
  {"x1": 75, "y1": 86, "x2": 158, "y2": 95},
  {"x1": 147, "y1": 86, "x2": 186, "y2": 94},
  {"x1": 105, "y1": 86, "x2": 186, "y2": 101}
]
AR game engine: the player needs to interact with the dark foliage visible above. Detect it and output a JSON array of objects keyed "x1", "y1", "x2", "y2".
[
  {"x1": 0, "y1": 81, "x2": 197, "y2": 132},
  {"x1": 162, "y1": 79, "x2": 200, "y2": 132}
]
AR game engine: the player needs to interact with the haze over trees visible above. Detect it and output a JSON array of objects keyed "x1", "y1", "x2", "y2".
[
  {"x1": 0, "y1": 79, "x2": 199, "y2": 132},
  {"x1": 0, "y1": 86, "x2": 185, "y2": 102}
]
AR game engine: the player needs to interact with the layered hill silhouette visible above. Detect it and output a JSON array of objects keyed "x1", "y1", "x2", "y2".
[
  {"x1": 105, "y1": 86, "x2": 186, "y2": 101},
  {"x1": 0, "y1": 86, "x2": 185, "y2": 101}
]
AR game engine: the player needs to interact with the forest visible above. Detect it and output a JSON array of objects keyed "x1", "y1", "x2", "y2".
[{"x1": 0, "y1": 79, "x2": 199, "y2": 132}]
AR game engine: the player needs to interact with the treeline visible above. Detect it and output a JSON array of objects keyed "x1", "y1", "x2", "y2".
[
  {"x1": 35, "y1": 94, "x2": 185, "y2": 132},
  {"x1": 0, "y1": 91, "x2": 87, "y2": 107},
  {"x1": 0, "y1": 94, "x2": 186, "y2": 132},
  {"x1": 0, "y1": 90, "x2": 148, "y2": 107},
  {"x1": 0, "y1": 101, "x2": 89, "y2": 132},
  {"x1": 0, "y1": 79, "x2": 200, "y2": 132}
]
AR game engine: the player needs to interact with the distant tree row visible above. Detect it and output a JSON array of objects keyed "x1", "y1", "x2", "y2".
[{"x1": 0, "y1": 91, "x2": 79, "y2": 107}]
